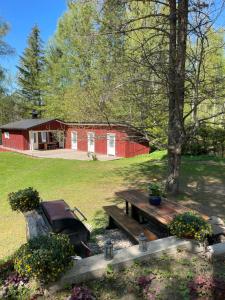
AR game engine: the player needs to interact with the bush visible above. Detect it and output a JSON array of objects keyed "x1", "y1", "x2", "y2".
[
  {"x1": 182, "y1": 125, "x2": 225, "y2": 157},
  {"x1": 169, "y1": 211, "x2": 212, "y2": 242},
  {"x1": 8, "y1": 187, "x2": 40, "y2": 212},
  {"x1": 14, "y1": 234, "x2": 74, "y2": 284}
]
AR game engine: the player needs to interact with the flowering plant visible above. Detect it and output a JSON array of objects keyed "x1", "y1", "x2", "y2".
[
  {"x1": 1, "y1": 272, "x2": 30, "y2": 299},
  {"x1": 169, "y1": 211, "x2": 212, "y2": 242},
  {"x1": 14, "y1": 234, "x2": 74, "y2": 284},
  {"x1": 69, "y1": 286, "x2": 95, "y2": 300},
  {"x1": 8, "y1": 187, "x2": 40, "y2": 212}
]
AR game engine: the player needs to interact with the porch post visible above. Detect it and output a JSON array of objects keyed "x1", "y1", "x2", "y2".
[{"x1": 29, "y1": 131, "x2": 34, "y2": 151}]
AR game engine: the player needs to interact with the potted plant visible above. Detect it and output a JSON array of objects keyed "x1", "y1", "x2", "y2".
[
  {"x1": 148, "y1": 182, "x2": 164, "y2": 206},
  {"x1": 169, "y1": 211, "x2": 212, "y2": 242},
  {"x1": 8, "y1": 187, "x2": 40, "y2": 213}
]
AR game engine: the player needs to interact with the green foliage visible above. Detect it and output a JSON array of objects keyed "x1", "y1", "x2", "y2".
[
  {"x1": 148, "y1": 182, "x2": 164, "y2": 196},
  {"x1": 2, "y1": 272, "x2": 30, "y2": 300},
  {"x1": 14, "y1": 234, "x2": 74, "y2": 284},
  {"x1": 169, "y1": 212, "x2": 212, "y2": 242},
  {"x1": 183, "y1": 125, "x2": 225, "y2": 157},
  {"x1": 17, "y1": 25, "x2": 44, "y2": 114},
  {"x1": 8, "y1": 187, "x2": 40, "y2": 212},
  {"x1": 4, "y1": 284, "x2": 30, "y2": 300}
]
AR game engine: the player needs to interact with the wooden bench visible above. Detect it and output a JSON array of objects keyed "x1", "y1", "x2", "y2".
[{"x1": 103, "y1": 205, "x2": 157, "y2": 243}]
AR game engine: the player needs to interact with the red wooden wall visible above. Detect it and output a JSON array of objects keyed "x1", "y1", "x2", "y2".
[
  {"x1": 1, "y1": 130, "x2": 28, "y2": 150},
  {"x1": 65, "y1": 125, "x2": 149, "y2": 158},
  {"x1": 1, "y1": 120, "x2": 66, "y2": 151},
  {"x1": 1, "y1": 120, "x2": 150, "y2": 157}
]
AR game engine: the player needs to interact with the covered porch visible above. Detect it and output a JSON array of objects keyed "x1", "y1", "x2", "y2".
[{"x1": 29, "y1": 130, "x2": 65, "y2": 151}]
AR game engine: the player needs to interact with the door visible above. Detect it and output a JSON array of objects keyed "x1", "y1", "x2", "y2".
[
  {"x1": 29, "y1": 131, "x2": 39, "y2": 150},
  {"x1": 87, "y1": 132, "x2": 95, "y2": 152},
  {"x1": 107, "y1": 133, "x2": 116, "y2": 156},
  {"x1": 71, "y1": 131, "x2": 77, "y2": 150}
]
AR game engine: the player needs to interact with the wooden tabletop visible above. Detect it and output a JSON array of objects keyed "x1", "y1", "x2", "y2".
[{"x1": 115, "y1": 189, "x2": 209, "y2": 226}]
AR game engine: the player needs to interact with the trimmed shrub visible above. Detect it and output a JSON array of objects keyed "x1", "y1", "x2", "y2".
[
  {"x1": 169, "y1": 211, "x2": 212, "y2": 242},
  {"x1": 14, "y1": 234, "x2": 74, "y2": 284},
  {"x1": 8, "y1": 187, "x2": 40, "y2": 212}
]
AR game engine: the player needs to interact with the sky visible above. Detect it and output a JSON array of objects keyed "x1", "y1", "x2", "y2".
[{"x1": 0, "y1": 0, "x2": 67, "y2": 86}]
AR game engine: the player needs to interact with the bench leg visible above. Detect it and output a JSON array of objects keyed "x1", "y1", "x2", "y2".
[
  {"x1": 106, "y1": 216, "x2": 117, "y2": 229},
  {"x1": 131, "y1": 205, "x2": 140, "y2": 222}
]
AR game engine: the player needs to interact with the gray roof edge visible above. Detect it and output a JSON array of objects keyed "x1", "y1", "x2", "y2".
[{"x1": 0, "y1": 118, "x2": 65, "y2": 130}]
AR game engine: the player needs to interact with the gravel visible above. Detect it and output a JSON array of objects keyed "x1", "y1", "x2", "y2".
[{"x1": 87, "y1": 229, "x2": 134, "y2": 255}]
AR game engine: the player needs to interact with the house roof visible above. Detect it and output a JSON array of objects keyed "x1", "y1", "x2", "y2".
[
  {"x1": 0, "y1": 119, "x2": 148, "y2": 140},
  {"x1": 66, "y1": 121, "x2": 136, "y2": 128},
  {"x1": 0, "y1": 119, "x2": 59, "y2": 130}
]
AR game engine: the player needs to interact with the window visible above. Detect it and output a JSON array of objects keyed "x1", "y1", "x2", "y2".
[
  {"x1": 41, "y1": 132, "x2": 47, "y2": 143},
  {"x1": 4, "y1": 132, "x2": 9, "y2": 139}
]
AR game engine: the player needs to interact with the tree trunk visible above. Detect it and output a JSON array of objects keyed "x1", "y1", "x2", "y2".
[{"x1": 167, "y1": 0, "x2": 188, "y2": 195}]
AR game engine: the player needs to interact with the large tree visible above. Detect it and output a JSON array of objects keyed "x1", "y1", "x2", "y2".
[
  {"x1": 17, "y1": 25, "x2": 44, "y2": 116},
  {"x1": 43, "y1": 0, "x2": 225, "y2": 194},
  {"x1": 100, "y1": 0, "x2": 225, "y2": 194},
  {"x1": 0, "y1": 19, "x2": 16, "y2": 125}
]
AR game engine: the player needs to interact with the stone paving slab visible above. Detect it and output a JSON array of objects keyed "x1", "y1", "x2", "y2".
[{"x1": 0, "y1": 147, "x2": 119, "y2": 161}]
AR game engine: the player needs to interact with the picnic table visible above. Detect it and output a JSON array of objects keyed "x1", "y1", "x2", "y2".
[
  {"x1": 103, "y1": 189, "x2": 209, "y2": 243},
  {"x1": 115, "y1": 189, "x2": 209, "y2": 227}
]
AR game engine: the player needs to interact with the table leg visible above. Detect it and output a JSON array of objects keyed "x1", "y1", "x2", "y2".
[{"x1": 125, "y1": 201, "x2": 129, "y2": 215}]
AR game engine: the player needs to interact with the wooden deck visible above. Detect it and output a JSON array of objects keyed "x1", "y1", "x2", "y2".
[{"x1": 103, "y1": 205, "x2": 157, "y2": 243}]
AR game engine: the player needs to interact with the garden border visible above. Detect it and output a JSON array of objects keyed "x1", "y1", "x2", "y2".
[{"x1": 49, "y1": 236, "x2": 204, "y2": 293}]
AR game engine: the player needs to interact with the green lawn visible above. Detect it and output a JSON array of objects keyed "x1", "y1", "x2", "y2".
[{"x1": 0, "y1": 150, "x2": 225, "y2": 259}]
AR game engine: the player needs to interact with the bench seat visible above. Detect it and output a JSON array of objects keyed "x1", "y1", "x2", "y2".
[{"x1": 103, "y1": 205, "x2": 157, "y2": 243}]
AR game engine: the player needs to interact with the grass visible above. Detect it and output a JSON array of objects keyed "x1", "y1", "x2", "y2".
[{"x1": 0, "y1": 150, "x2": 225, "y2": 259}]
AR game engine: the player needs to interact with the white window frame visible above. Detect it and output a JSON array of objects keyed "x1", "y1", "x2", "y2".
[{"x1": 4, "y1": 132, "x2": 10, "y2": 139}]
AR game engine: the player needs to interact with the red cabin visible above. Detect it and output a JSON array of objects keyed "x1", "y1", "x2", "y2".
[{"x1": 0, "y1": 119, "x2": 150, "y2": 158}]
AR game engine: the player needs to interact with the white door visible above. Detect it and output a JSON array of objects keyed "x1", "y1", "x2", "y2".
[
  {"x1": 29, "y1": 131, "x2": 39, "y2": 150},
  {"x1": 71, "y1": 132, "x2": 77, "y2": 150},
  {"x1": 107, "y1": 134, "x2": 116, "y2": 156},
  {"x1": 87, "y1": 132, "x2": 95, "y2": 152}
]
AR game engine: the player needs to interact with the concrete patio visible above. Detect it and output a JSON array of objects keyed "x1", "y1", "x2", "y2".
[{"x1": 0, "y1": 146, "x2": 119, "y2": 161}]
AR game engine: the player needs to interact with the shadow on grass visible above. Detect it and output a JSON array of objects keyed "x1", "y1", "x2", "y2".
[
  {"x1": 179, "y1": 161, "x2": 225, "y2": 218},
  {"x1": 112, "y1": 156, "x2": 225, "y2": 218},
  {"x1": 90, "y1": 209, "x2": 108, "y2": 240},
  {"x1": 114, "y1": 160, "x2": 167, "y2": 190}
]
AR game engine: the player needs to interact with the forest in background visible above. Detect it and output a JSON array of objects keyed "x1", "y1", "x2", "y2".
[{"x1": 1, "y1": 0, "x2": 225, "y2": 192}]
